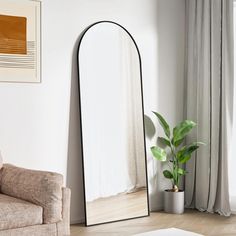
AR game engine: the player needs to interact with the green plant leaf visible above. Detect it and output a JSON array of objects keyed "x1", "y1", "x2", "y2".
[
  {"x1": 173, "y1": 120, "x2": 196, "y2": 145},
  {"x1": 163, "y1": 170, "x2": 173, "y2": 179},
  {"x1": 152, "y1": 111, "x2": 170, "y2": 138},
  {"x1": 177, "y1": 168, "x2": 187, "y2": 175},
  {"x1": 172, "y1": 137, "x2": 184, "y2": 147},
  {"x1": 158, "y1": 137, "x2": 171, "y2": 147},
  {"x1": 177, "y1": 145, "x2": 187, "y2": 158},
  {"x1": 177, "y1": 144, "x2": 199, "y2": 164},
  {"x1": 150, "y1": 146, "x2": 167, "y2": 162}
]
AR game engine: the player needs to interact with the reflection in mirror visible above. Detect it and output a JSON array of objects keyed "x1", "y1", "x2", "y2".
[{"x1": 78, "y1": 21, "x2": 149, "y2": 226}]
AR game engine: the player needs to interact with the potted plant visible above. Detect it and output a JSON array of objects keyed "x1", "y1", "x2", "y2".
[{"x1": 150, "y1": 111, "x2": 204, "y2": 214}]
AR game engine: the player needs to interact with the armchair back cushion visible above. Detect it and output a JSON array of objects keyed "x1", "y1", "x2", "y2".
[{"x1": 0, "y1": 164, "x2": 63, "y2": 224}]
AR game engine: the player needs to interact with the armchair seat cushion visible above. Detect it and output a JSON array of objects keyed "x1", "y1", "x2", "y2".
[{"x1": 0, "y1": 193, "x2": 43, "y2": 230}]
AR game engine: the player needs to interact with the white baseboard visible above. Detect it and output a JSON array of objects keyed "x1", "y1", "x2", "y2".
[
  {"x1": 150, "y1": 205, "x2": 163, "y2": 212},
  {"x1": 70, "y1": 217, "x2": 85, "y2": 225}
]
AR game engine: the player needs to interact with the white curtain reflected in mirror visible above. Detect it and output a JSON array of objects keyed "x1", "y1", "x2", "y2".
[{"x1": 78, "y1": 22, "x2": 149, "y2": 226}]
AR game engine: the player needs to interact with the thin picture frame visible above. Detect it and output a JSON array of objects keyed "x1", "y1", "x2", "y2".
[{"x1": 0, "y1": 0, "x2": 41, "y2": 83}]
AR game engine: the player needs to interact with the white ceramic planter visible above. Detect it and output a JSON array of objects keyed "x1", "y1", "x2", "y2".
[{"x1": 164, "y1": 190, "x2": 184, "y2": 214}]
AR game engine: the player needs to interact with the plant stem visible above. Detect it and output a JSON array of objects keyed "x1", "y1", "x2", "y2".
[
  {"x1": 169, "y1": 142, "x2": 179, "y2": 189},
  {"x1": 167, "y1": 162, "x2": 174, "y2": 186}
]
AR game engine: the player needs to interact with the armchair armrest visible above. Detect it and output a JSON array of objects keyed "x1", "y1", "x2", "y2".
[
  {"x1": 57, "y1": 187, "x2": 71, "y2": 236},
  {"x1": 0, "y1": 164, "x2": 63, "y2": 224}
]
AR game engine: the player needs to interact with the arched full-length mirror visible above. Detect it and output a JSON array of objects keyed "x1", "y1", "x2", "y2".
[{"x1": 78, "y1": 21, "x2": 149, "y2": 226}]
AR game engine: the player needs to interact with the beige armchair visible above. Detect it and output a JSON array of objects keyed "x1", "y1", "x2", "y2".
[{"x1": 0, "y1": 164, "x2": 71, "y2": 236}]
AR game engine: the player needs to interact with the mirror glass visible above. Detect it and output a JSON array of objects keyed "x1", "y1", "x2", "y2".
[{"x1": 78, "y1": 22, "x2": 149, "y2": 226}]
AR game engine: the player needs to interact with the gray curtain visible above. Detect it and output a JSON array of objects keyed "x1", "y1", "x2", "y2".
[{"x1": 185, "y1": 0, "x2": 234, "y2": 216}]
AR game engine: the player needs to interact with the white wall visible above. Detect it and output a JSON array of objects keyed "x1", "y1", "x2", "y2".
[
  {"x1": 0, "y1": 0, "x2": 185, "y2": 223},
  {"x1": 148, "y1": 0, "x2": 186, "y2": 211}
]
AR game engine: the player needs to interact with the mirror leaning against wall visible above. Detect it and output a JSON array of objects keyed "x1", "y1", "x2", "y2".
[{"x1": 77, "y1": 21, "x2": 149, "y2": 226}]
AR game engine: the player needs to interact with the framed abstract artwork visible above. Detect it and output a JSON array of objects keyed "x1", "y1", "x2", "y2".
[{"x1": 0, "y1": 0, "x2": 41, "y2": 83}]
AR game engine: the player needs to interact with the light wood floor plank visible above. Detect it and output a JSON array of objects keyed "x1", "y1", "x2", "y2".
[{"x1": 71, "y1": 210, "x2": 236, "y2": 236}]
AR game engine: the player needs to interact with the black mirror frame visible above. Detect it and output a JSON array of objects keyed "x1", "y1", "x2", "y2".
[{"x1": 77, "y1": 20, "x2": 150, "y2": 227}]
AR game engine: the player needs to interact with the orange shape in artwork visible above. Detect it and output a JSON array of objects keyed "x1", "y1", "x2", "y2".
[{"x1": 0, "y1": 14, "x2": 27, "y2": 55}]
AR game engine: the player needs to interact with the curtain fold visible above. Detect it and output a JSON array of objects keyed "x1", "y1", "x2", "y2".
[{"x1": 185, "y1": 0, "x2": 234, "y2": 216}]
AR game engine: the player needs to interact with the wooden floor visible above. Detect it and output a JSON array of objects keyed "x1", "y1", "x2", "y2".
[
  {"x1": 71, "y1": 210, "x2": 236, "y2": 236},
  {"x1": 86, "y1": 190, "x2": 148, "y2": 225}
]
